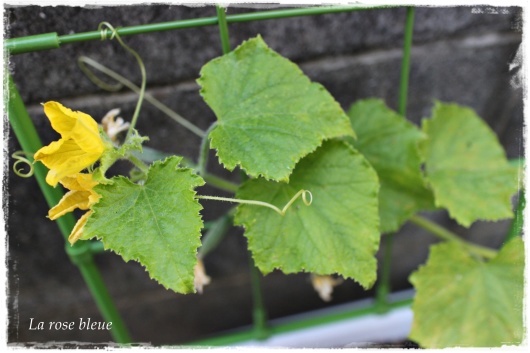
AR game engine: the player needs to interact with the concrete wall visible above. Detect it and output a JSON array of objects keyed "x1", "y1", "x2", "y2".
[{"x1": 4, "y1": 4, "x2": 523, "y2": 346}]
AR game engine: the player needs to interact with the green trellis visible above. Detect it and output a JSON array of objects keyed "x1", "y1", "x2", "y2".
[{"x1": 5, "y1": 5, "x2": 523, "y2": 346}]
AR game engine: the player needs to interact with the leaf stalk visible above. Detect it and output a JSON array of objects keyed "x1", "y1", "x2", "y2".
[{"x1": 409, "y1": 214, "x2": 497, "y2": 259}]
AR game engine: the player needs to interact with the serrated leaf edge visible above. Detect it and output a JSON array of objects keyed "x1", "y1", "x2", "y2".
[
  {"x1": 83, "y1": 156, "x2": 205, "y2": 293},
  {"x1": 198, "y1": 35, "x2": 354, "y2": 182}
]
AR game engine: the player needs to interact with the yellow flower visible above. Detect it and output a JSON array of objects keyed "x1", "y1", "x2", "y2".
[
  {"x1": 34, "y1": 101, "x2": 105, "y2": 187},
  {"x1": 48, "y1": 173, "x2": 101, "y2": 245}
]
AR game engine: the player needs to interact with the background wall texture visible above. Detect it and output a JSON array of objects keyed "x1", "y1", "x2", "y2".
[{"x1": 4, "y1": 4, "x2": 523, "y2": 346}]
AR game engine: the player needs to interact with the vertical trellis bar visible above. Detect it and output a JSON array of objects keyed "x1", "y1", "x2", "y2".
[
  {"x1": 7, "y1": 75, "x2": 77, "y2": 238},
  {"x1": 7, "y1": 75, "x2": 132, "y2": 344},
  {"x1": 398, "y1": 7, "x2": 415, "y2": 117},
  {"x1": 216, "y1": 6, "x2": 232, "y2": 54},
  {"x1": 506, "y1": 190, "x2": 525, "y2": 241},
  {"x1": 65, "y1": 245, "x2": 132, "y2": 343},
  {"x1": 215, "y1": 5, "x2": 270, "y2": 340},
  {"x1": 375, "y1": 6, "x2": 416, "y2": 312},
  {"x1": 374, "y1": 234, "x2": 394, "y2": 313},
  {"x1": 248, "y1": 255, "x2": 270, "y2": 340}
]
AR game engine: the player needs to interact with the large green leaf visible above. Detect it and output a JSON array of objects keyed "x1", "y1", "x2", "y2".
[
  {"x1": 82, "y1": 156, "x2": 205, "y2": 294},
  {"x1": 347, "y1": 99, "x2": 434, "y2": 233},
  {"x1": 198, "y1": 35, "x2": 354, "y2": 182},
  {"x1": 235, "y1": 140, "x2": 380, "y2": 288},
  {"x1": 420, "y1": 102, "x2": 518, "y2": 227},
  {"x1": 409, "y1": 237, "x2": 524, "y2": 347}
]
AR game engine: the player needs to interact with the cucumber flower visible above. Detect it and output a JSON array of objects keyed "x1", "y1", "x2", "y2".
[
  {"x1": 310, "y1": 274, "x2": 343, "y2": 302},
  {"x1": 194, "y1": 258, "x2": 211, "y2": 294},
  {"x1": 34, "y1": 101, "x2": 106, "y2": 187},
  {"x1": 101, "y1": 108, "x2": 130, "y2": 143},
  {"x1": 48, "y1": 173, "x2": 101, "y2": 244}
]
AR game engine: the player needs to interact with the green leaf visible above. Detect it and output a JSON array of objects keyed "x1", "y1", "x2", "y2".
[
  {"x1": 82, "y1": 156, "x2": 205, "y2": 294},
  {"x1": 198, "y1": 35, "x2": 354, "y2": 182},
  {"x1": 235, "y1": 140, "x2": 380, "y2": 288},
  {"x1": 347, "y1": 99, "x2": 434, "y2": 233},
  {"x1": 420, "y1": 102, "x2": 518, "y2": 227},
  {"x1": 409, "y1": 237, "x2": 524, "y2": 347}
]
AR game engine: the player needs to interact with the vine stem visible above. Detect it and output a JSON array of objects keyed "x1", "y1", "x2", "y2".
[
  {"x1": 127, "y1": 153, "x2": 239, "y2": 193},
  {"x1": 202, "y1": 174, "x2": 239, "y2": 193},
  {"x1": 97, "y1": 22, "x2": 146, "y2": 141},
  {"x1": 197, "y1": 189, "x2": 312, "y2": 216},
  {"x1": 198, "y1": 212, "x2": 233, "y2": 259},
  {"x1": 409, "y1": 214, "x2": 497, "y2": 259},
  {"x1": 78, "y1": 56, "x2": 206, "y2": 138},
  {"x1": 128, "y1": 154, "x2": 149, "y2": 173},
  {"x1": 198, "y1": 123, "x2": 217, "y2": 177}
]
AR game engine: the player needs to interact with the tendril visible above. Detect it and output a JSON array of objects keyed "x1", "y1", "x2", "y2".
[
  {"x1": 12, "y1": 151, "x2": 34, "y2": 177},
  {"x1": 78, "y1": 58, "x2": 123, "y2": 92},
  {"x1": 95, "y1": 21, "x2": 146, "y2": 141},
  {"x1": 77, "y1": 56, "x2": 205, "y2": 138},
  {"x1": 197, "y1": 189, "x2": 313, "y2": 216}
]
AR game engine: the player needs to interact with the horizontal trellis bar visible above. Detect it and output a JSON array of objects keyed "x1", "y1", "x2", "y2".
[
  {"x1": 6, "y1": 5, "x2": 395, "y2": 55},
  {"x1": 189, "y1": 296, "x2": 413, "y2": 346}
]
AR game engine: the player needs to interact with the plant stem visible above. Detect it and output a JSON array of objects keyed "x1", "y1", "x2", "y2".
[
  {"x1": 127, "y1": 153, "x2": 149, "y2": 173},
  {"x1": 132, "y1": 152, "x2": 239, "y2": 193},
  {"x1": 78, "y1": 56, "x2": 206, "y2": 138},
  {"x1": 198, "y1": 123, "x2": 216, "y2": 177},
  {"x1": 129, "y1": 148, "x2": 240, "y2": 193},
  {"x1": 197, "y1": 189, "x2": 312, "y2": 216},
  {"x1": 97, "y1": 22, "x2": 147, "y2": 141},
  {"x1": 202, "y1": 174, "x2": 239, "y2": 193},
  {"x1": 409, "y1": 214, "x2": 497, "y2": 259},
  {"x1": 198, "y1": 213, "x2": 233, "y2": 259}
]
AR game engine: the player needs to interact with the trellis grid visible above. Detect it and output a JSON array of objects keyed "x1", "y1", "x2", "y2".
[{"x1": 7, "y1": 4, "x2": 512, "y2": 346}]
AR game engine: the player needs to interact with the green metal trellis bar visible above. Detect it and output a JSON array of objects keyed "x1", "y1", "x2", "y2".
[
  {"x1": 7, "y1": 75, "x2": 132, "y2": 343},
  {"x1": 214, "y1": 5, "x2": 271, "y2": 341},
  {"x1": 374, "y1": 234, "x2": 394, "y2": 313},
  {"x1": 10, "y1": 2, "x2": 512, "y2": 345},
  {"x1": 6, "y1": 4, "x2": 412, "y2": 345},
  {"x1": 216, "y1": 6, "x2": 232, "y2": 55},
  {"x1": 190, "y1": 296, "x2": 413, "y2": 346},
  {"x1": 5, "y1": 5, "x2": 393, "y2": 55},
  {"x1": 506, "y1": 190, "x2": 525, "y2": 241},
  {"x1": 7, "y1": 75, "x2": 76, "y2": 238},
  {"x1": 398, "y1": 7, "x2": 415, "y2": 117},
  {"x1": 373, "y1": 6, "x2": 415, "y2": 313},
  {"x1": 506, "y1": 158, "x2": 525, "y2": 242}
]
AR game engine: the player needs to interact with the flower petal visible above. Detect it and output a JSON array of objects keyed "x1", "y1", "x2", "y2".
[
  {"x1": 44, "y1": 101, "x2": 102, "y2": 148},
  {"x1": 68, "y1": 211, "x2": 92, "y2": 245},
  {"x1": 43, "y1": 101, "x2": 78, "y2": 138},
  {"x1": 60, "y1": 173, "x2": 98, "y2": 191},
  {"x1": 34, "y1": 139, "x2": 65, "y2": 161},
  {"x1": 35, "y1": 139, "x2": 102, "y2": 186},
  {"x1": 71, "y1": 114, "x2": 105, "y2": 155},
  {"x1": 48, "y1": 190, "x2": 92, "y2": 220},
  {"x1": 36, "y1": 102, "x2": 106, "y2": 187}
]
